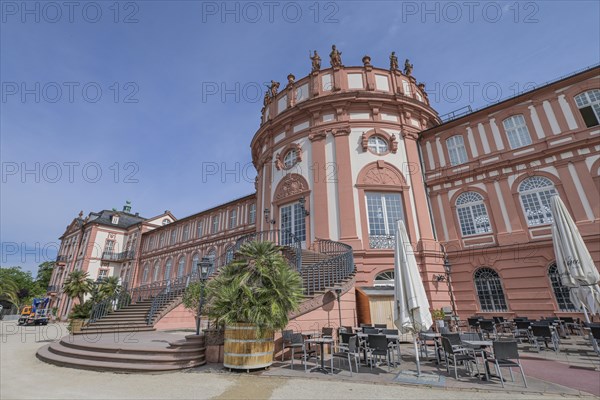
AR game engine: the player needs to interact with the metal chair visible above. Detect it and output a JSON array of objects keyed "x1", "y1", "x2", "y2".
[
  {"x1": 321, "y1": 327, "x2": 334, "y2": 338},
  {"x1": 332, "y1": 336, "x2": 360, "y2": 376},
  {"x1": 530, "y1": 324, "x2": 559, "y2": 352},
  {"x1": 289, "y1": 333, "x2": 316, "y2": 371},
  {"x1": 590, "y1": 325, "x2": 600, "y2": 355},
  {"x1": 359, "y1": 323, "x2": 373, "y2": 328},
  {"x1": 374, "y1": 324, "x2": 387, "y2": 329},
  {"x1": 382, "y1": 329, "x2": 401, "y2": 364},
  {"x1": 478, "y1": 319, "x2": 497, "y2": 339},
  {"x1": 366, "y1": 334, "x2": 393, "y2": 371},
  {"x1": 467, "y1": 317, "x2": 481, "y2": 331},
  {"x1": 281, "y1": 329, "x2": 294, "y2": 361},
  {"x1": 513, "y1": 320, "x2": 532, "y2": 343},
  {"x1": 440, "y1": 337, "x2": 479, "y2": 380},
  {"x1": 338, "y1": 332, "x2": 354, "y2": 351},
  {"x1": 459, "y1": 332, "x2": 483, "y2": 342},
  {"x1": 485, "y1": 340, "x2": 528, "y2": 388}
]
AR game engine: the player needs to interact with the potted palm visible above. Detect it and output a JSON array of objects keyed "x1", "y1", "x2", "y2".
[
  {"x1": 206, "y1": 241, "x2": 303, "y2": 371},
  {"x1": 62, "y1": 270, "x2": 92, "y2": 333}
]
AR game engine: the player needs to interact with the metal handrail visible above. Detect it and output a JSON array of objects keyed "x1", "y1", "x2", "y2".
[
  {"x1": 145, "y1": 271, "x2": 203, "y2": 325},
  {"x1": 302, "y1": 239, "x2": 354, "y2": 296},
  {"x1": 101, "y1": 250, "x2": 135, "y2": 261},
  {"x1": 89, "y1": 289, "x2": 132, "y2": 323}
]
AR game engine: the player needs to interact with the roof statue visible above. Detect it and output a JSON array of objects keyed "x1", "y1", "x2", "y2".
[
  {"x1": 390, "y1": 51, "x2": 399, "y2": 70},
  {"x1": 310, "y1": 50, "x2": 321, "y2": 71},
  {"x1": 404, "y1": 59, "x2": 413, "y2": 76},
  {"x1": 362, "y1": 55, "x2": 372, "y2": 67},
  {"x1": 329, "y1": 45, "x2": 342, "y2": 68}
]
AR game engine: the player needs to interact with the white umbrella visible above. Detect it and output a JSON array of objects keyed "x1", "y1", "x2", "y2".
[
  {"x1": 550, "y1": 195, "x2": 600, "y2": 319},
  {"x1": 393, "y1": 220, "x2": 433, "y2": 376}
]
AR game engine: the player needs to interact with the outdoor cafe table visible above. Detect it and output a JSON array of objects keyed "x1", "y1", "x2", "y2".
[
  {"x1": 304, "y1": 337, "x2": 334, "y2": 374},
  {"x1": 462, "y1": 340, "x2": 493, "y2": 381}
]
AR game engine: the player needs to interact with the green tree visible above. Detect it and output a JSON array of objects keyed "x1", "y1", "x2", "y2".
[
  {"x1": 63, "y1": 270, "x2": 93, "y2": 305},
  {"x1": 0, "y1": 276, "x2": 19, "y2": 307},
  {"x1": 205, "y1": 241, "x2": 304, "y2": 331},
  {"x1": 35, "y1": 261, "x2": 55, "y2": 290},
  {"x1": 0, "y1": 266, "x2": 42, "y2": 306},
  {"x1": 98, "y1": 276, "x2": 121, "y2": 299}
]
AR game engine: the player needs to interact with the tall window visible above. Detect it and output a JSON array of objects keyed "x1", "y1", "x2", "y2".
[
  {"x1": 548, "y1": 263, "x2": 576, "y2": 311},
  {"x1": 366, "y1": 192, "x2": 404, "y2": 249},
  {"x1": 192, "y1": 254, "x2": 200, "y2": 274},
  {"x1": 104, "y1": 240, "x2": 115, "y2": 254},
  {"x1": 519, "y1": 176, "x2": 557, "y2": 226},
  {"x1": 212, "y1": 215, "x2": 220, "y2": 234},
  {"x1": 164, "y1": 259, "x2": 172, "y2": 280},
  {"x1": 574, "y1": 89, "x2": 600, "y2": 127},
  {"x1": 503, "y1": 115, "x2": 532, "y2": 149},
  {"x1": 446, "y1": 135, "x2": 468, "y2": 166},
  {"x1": 474, "y1": 268, "x2": 507, "y2": 312},
  {"x1": 368, "y1": 136, "x2": 388, "y2": 155},
  {"x1": 153, "y1": 261, "x2": 160, "y2": 282},
  {"x1": 148, "y1": 236, "x2": 155, "y2": 250},
  {"x1": 170, "y1": 229, "x2": 177, "y2": 245},
  {"x1": 182, "y1": 224, "x2": 190, "y2": 241},
  {"x1": 142, "y1": 264, "x2": 149, "y2": 284},
  {"x1": 225, "y1": 246, "x2": 234, "y2": 264},
  {"x1": 177, "y1": 256, "x2": 186, "y2": 278},
  {"x1": 197, "y1": 220, "x2": 203, "y2": 238},
  {"x1": 229, "y1": 209, "x2": 237, "y2": 229},
  {"x1": 456, "y1": 192, "x2": 492, "y2": 236},
  {"x1": 249, "y1": 204, "x2": 256, "y2": 224},
  {"x1": 159, "y1": 233, "x2": 165, "y2": 248}
]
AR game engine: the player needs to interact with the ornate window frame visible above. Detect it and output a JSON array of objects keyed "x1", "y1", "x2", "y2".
[
  {"x1": 473, "y1": 267, "x2": 508, "y2": 312},
  {"x1": 361, "y1": 128, "x2": 398, "y2": 155},
  {"x1": 275, "y1": 143, "x2": 302, "y2": 170},
  {"x1": 453, "y1": 190, "x2": 493, "y2": 237}
]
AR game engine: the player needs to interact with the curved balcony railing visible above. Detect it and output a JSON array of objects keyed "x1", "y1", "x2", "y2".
[
  {"x1": 302, "y1": 239, "x2": 354, "y2": 296},
  {"x1": 101, "y1": 250, "x2": 135, "y2": 262}
]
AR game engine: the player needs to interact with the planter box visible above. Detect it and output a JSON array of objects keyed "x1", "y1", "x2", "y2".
[
  {"x1": 69, "y1": 319, "x2": 86, "y2": 334},
  {"x1": 204, "y1": 328, "x2": 225, "y2": 363}
]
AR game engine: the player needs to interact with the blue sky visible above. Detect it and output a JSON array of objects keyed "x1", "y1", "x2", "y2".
[{"x1": 1, "y1": 0, "x2": 599, "y2": 274}]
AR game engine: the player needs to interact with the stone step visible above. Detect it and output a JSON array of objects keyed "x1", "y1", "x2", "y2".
[
  {"x1": 78, "y1": 326, "x2": 156, "y2": 335},
  {"x1": 37, "y1": 345, "x2": 205, "y2": 373},
  {"x1": 59, "y1": 337, "x2": 204, "y2": 355},
  {"x1": 47, "y1": 342, "x2": 205, "y2": 365}
]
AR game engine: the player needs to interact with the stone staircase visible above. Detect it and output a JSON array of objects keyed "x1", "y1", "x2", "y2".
[{"x1": 37, "y1": 333, "x2": 206, "y2": 372}]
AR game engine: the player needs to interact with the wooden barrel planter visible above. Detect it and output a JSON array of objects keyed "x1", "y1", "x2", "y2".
[{"x1": 223, "y1": 323, "x2": 274, "y2": 371}]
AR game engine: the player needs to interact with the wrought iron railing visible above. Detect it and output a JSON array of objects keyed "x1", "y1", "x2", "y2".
[
  {"x1": 56, "y1": 255, "x2": 67, "y2": 263},
  {"x1": 234, "y1": 229, "x2": 302, "y2": 271},
  {"x1": 369, "y1": 234, "x2": 396, "y2": 249},
  {"x1": 101, "y1": 250, "x2": 135, "y2": 261},
  {"x1": 302, "y1": 239, "x2": 354, "y2": 296},
  {"x1": 46, "y1": 285, "x2": 59, "y2": 293},
  {"x1": 145, "y1": 271, "x2": 205, "y2": 325},
  {"x1": 89, "y1": 289, "x2": 132, "y2": 323}
]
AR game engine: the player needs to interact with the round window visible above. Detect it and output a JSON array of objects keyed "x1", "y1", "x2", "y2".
[
  {"x1": 368, "y1": 136, "x2": 388, "y2": 155},
  {"x1": 283, "y1": 149, "x2": 298, "y2": 168}
]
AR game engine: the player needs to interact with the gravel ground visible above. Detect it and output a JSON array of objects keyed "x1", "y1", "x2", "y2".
[{"x1": 0, "y1": 322, "x2": 589, "y2": 400}]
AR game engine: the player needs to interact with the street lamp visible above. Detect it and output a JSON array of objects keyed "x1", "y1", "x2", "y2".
[
  {"x1": 298, "y1": 197, "x2": 310, "y2": 217},
  {"x1": 334, "y1": 287, "x2": 343, "y2": 328},
  {"x1": 195, "y1": 257, "x2": 212, "y2": 336}
]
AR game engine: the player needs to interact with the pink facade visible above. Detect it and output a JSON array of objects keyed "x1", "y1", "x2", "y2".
[
  {"x1": 49, "y1": 56, "x2": 600, "y2": 326},
  {"x1": 421, "y1": 67, "x2": 600, "y2": 319}
]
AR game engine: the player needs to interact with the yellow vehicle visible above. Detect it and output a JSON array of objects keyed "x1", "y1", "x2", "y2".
[{"x1": 18, "y1": 298, "x2": 50, "y2": 325}]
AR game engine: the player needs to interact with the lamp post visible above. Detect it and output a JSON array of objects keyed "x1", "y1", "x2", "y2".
[
  {"x1": 195, "y1": 257, "x2": 212, "y2": 336},
  {"x1": 442, "y1": 250, "x2": 458, "y2": 327}
]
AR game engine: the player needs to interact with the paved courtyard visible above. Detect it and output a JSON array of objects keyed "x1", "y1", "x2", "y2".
[{"x1": 1, "y1": 322, "x2": 599, "y2": 400}]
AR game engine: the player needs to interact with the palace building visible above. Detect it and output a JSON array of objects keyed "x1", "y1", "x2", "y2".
[{"x1": 47, "y1": 52, "x2": 600, "y2": 330}]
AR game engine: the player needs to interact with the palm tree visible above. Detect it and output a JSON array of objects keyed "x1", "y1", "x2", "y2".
[
  {"x1": 206, "y1": 241, "x2": 304, "y2": 331},
  {"x1": 0, "y1": 277, "x2": 19, "y2": 307},
  {"x1": 63, "y1": 270, "x2": 93, "y2": 305},
  {"x1": 98, "y1": 276, "x2": 121, "y2": 299}
]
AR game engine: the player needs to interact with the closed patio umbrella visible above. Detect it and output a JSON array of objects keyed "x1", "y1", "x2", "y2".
[
  {"x1": 550, "y1": 195, "x2": 600, "y2": 319},
  {"x1": 393, "y1": 220, "x2": 433, "y2": 376}
]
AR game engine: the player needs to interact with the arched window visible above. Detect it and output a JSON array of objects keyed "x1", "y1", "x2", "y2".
[
  {"x1": 446, "y1": 135, "x2": 468, "y2": 166},
  {"x1": 192, "y1": 254, "x2": 200, "y2": 275},
  {"x1": 518, "y1": 176, "x2": 557, "y2": 226},
  {"x1": 368, "y1": 136, "x2": 389, "y2": 155},
  {"x1": 225, "y1": 246, "x2": 235, "y2": 264},
  {"x1": 142, "y1": 263, "x2": 149, "y2": 284},
  {"x1": 374, "y1": 270, "x2": 395, "y2": 287},
  {"x1": 152, "y1": 261, "x2": 160, "y2": 282},
  {"x1": 574, "y1": 89, "x2": 600, "y2": 127},
  {"x1": 206, "y1": 248, "x2": 216, "y2": 261},
  {"x1": 456, "y1": 192, "x2": 492, "y2": 236},
  {"x1": 548, "y1": 263, "x2": 576, "y2": 311},
  {"x1": 503, "y1": 115, "x2": 532, "y2": 149},
  {"x1": 182, "y1": 224, "x2": 190, "y2": 241},
  {"x1": 474, "y1": 268, "x2": 507, "y2": 312},
  {"x1": 164, "y1": 258, "x2": 172, "y2": 280},
  {"x1": 177, "y1": 256, "x2": 186, "y2": 278}
]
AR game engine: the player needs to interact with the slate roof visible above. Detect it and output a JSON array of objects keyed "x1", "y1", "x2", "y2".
[{"x1": 86, "y1": 210, "x2": 146, "y2": 229}]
